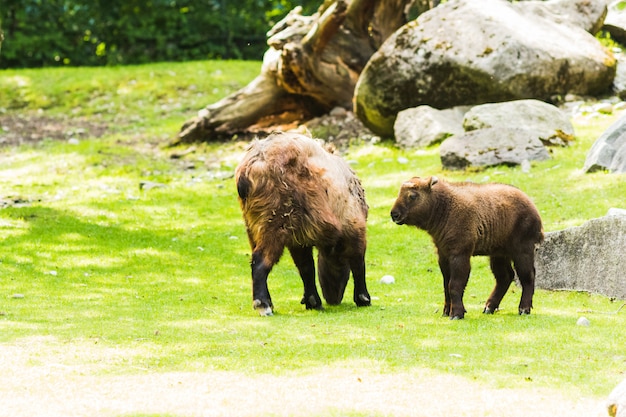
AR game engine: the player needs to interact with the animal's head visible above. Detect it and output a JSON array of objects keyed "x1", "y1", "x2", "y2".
[{"x1": 390, "y1": 176, "x2": 439, "y2": 226}]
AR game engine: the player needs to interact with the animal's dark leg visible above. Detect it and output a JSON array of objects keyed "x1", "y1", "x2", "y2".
[
  {"x1": 484, "y1": 257, "x2": 514, "y2": 314},
  {"x1": 513, "y1": 248, "x2": 536, "y2": 315},
  {"x1": 251, "y1": 250, "x2": 276, "y2": 316},
  {"x1": 349, "y1": 253, "x2": 371, "y2": 307},
  {"x1": 447, "y1": 254, "x2": 471, "y2": 320},
  {"x1": 438, "y1": 255, "x2": 451, "y2": 316},
  {"x1": 288, "y1": 245, "x2": 322, "y2": 310}
]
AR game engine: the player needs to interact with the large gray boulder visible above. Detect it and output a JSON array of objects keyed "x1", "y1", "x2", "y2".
[
  {"x1": 604, "y1": 0, "x2": 626, "y2": 45},
  {"x1": 463, "y1": 99, "x2": 575, "y2": 146},
  {"x1": 439, "y1": 127, "x2": 551, "y2": 170},
  {"x1": 394, "y1": 105, "x2": 467, "y2": 148},
  {"x1": 584, "y1": 112, "x2": 626, "y2": 173},
  {"x1": 613, "y1": 54, "x2": 626, "y2": 100},
  {"x1": 535, "y1": 212, "x2": 626, "y2": 299},
  {"x1": 354, "y1": 0, "x2": 616, "y2": 136},
  {"x1": 524, "y1": 0, "x2": 608, "y2": 35}
]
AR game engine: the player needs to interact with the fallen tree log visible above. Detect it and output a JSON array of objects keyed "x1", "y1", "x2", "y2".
[{"x1": 176, "y1": 0, "x2": 434, "y2": 143}]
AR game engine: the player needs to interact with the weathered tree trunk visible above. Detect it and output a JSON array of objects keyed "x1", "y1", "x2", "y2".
[{"x1": 176, "y1": 0, "x2": 433, "y2": 143}]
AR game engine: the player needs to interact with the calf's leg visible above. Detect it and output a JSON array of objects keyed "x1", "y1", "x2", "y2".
[
  {"x1": 446, "y1": 254, "x2": 471, "y2": 320},
  {"x1": 288, "y1": 245, "x2": 322, "y2": 310},
  {"x1": 438, "y1": 255, "x2": 452, "y2": 317},
  {"x1": 484, "y1": 256, "x2": 514, "y2": 314}
]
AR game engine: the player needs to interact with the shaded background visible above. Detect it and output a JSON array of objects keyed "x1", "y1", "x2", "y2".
[{"x1": 0, "y1": 0, "x2": 320, "y2": 68}]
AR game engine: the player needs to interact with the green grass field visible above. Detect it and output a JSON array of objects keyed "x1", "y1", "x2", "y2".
[{"x1": 0, "y1": 61, "x2": 625, "y2": 404}]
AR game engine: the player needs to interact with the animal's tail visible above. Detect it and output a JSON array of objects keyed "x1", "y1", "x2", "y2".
[{"x1": 236, "y1": 173, "x2": 251, "y2": 202}]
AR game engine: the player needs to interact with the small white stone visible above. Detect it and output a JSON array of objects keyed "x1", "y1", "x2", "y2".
[
  {"x1": 397, "y1": 157, "x2": 409, "y2": 164},
  {"x1": 594, "y1": 102, "x2": 613, "y2": 114},
  {"x1": 576, "y1": 317, "x2": 590, "y2": 327},
  {"x1": 380, "y1": 275, "x2": 395, "y2": 284},
  {"x1": 614, "y1": 101, "x2": 626, "y2": 111}
]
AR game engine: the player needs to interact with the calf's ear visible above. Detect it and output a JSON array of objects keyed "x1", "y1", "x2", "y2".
[{"x1": 429, "y1": 176, "x2": 439, "y2": 188}]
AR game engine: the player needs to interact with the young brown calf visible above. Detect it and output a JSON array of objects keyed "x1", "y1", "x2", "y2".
[{"x1": 390, "y1": 176, "x2": 543, "y2": 319}]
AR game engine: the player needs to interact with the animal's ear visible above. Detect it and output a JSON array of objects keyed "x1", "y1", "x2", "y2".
[{"x1": 429, "y1": 176, "x2": 439, "y2": 188}]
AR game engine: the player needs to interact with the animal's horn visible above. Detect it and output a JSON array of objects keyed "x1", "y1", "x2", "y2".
[{"x1": 430, "y1": 176, "x2": 439, "y2": 187}]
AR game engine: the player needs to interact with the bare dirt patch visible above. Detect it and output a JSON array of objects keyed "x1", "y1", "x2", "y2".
[
  {"x1": 0, "y1": 337, "x2": 606, "y2": 417},
  {"x1": 0, "y1": 114, "x2": 109, "y2": 147}
]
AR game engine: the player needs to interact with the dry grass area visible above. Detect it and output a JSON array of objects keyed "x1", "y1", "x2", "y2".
[{"x1": 0, "y1": 337, "x2": 607, "y2": 417}]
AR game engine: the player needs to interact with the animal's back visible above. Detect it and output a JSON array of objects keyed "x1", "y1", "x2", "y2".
[
  {"x1": 447, "y1": 181, "x2": 543, "y2": 254},
  {"x1": 236, "y1": 132, "x2": 367, "y2": 247}
]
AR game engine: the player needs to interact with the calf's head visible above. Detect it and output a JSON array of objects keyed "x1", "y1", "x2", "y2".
[{"x1": 390, "y1": 176, "x2": 438, "y2": 226}]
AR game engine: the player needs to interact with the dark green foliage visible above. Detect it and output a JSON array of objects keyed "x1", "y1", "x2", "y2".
[{"x1": 0, "y1": 0, "x2": 320, "y2": 68}]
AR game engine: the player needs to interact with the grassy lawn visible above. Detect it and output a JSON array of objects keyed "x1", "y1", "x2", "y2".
[{"x1": 0, "y1": 60, "x2": 625, "y2": 405}]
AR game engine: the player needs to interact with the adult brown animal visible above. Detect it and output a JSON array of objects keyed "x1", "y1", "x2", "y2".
[
  {"x1": 235, "y1": 131, "x2": 371, "y2": 316},
  {"x1": 390, "y1": 176, "x2": 543, "y2": 319}
]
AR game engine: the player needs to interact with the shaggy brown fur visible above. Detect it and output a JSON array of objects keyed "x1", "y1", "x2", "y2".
[
  {"x1": 235, "y1": 131, "x2": 371, "y2": 316},
  {"x1": 390, "y1": 176, "x2": 543, "y2": 319}
]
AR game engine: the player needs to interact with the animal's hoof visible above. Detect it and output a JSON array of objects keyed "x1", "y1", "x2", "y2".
[
  {"x1": 449, "y1": 307, "x2": 465, "y2": 319},
  {"x1": 519, "y1": 308, "x2": 531, "y2": 316},
  {"x1": 302, "y1": 294, "x2": 323, "y2": 310},
  {"x1": 259, "y1": 308, "x2": 273, "y2": 316},
  {"x1": 253, "y1": 299, "x2": 274, "y2": 316},
  {"x1": 483, "y1": 307, "x2": 498, "y2": 314},
  {"x1": 356, "y1": 293, "x2": 371, "y2": 306}
]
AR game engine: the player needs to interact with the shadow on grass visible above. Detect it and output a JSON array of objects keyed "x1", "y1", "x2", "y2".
[{"x1": 0, "y1": 201, "x2": 249, "y2": 338}]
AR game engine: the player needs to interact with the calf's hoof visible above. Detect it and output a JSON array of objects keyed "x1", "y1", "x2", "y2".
[
  {"x1": 449, "y1": 307, "x2": 466, "y2": 320},
  {"x1": 253, "y1": 299, "x2": 274, "y2": 316},
  {"x1": 355, "y1": 293, "x2": 371, "y2": 307},
  {"x1": 519, "y1": 307, "x2": 531, "y2": 315}
]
